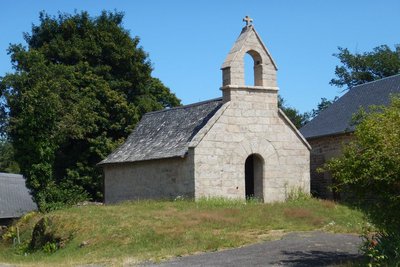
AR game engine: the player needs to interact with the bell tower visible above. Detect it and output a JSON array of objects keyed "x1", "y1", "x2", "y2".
[{"x1": 221, "y1": 16, "x2": 278, "y2": 103}]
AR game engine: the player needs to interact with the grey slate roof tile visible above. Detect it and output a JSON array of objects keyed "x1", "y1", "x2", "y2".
[
  {"x1": 300, "y1": 74, "x2": 400, "y2": 139},
  {"x1": 0, "y1": 173, "x2": 37, "y2": 219},
  {"x1": 100, "y1": 98, "x2": 223, "y2": 164}
]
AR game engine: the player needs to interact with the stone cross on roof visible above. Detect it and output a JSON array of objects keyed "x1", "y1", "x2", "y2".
[{"x1": 243, "y1": 16, "x2": 253, "y2": 26}]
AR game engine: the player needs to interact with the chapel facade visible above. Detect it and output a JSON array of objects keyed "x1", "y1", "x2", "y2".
[{"x1": 100, "y1": 18, "x2": 310, "y2": 203}]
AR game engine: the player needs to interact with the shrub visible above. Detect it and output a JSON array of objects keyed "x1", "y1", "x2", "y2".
[
  {"x1": 29, "y1": 217, "x2": 71, "y2": 253},
  {"x1": 325, "y1": 96, "x2": 400, "y2": 264},
  {"x1": 36, "y1": 182, "x2": 88, "y2": 212},
  {"x1": 361, "y1": 231, "x2": 400, "y2": 266}
]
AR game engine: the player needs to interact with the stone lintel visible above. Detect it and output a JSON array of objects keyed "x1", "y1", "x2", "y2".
[{"x1": 220, "y1": 85, "x2": 279, "y2": 92}]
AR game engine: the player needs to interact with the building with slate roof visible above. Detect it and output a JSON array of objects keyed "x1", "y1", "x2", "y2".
[
  {"x1": 0, "y1": 173, "x2": 37, "y2": 225},
  {"x1": 300, "y1": 74, "x2": 400, "y2": 199},
  {"x1": 100, "y1": 18, "x2": 310, "y2": 204}
]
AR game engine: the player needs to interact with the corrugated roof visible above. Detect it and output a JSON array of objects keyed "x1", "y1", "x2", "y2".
[
  {"x1": 300, "y1": 74, "x2": 400, "y2": 139},
  {"x1": 0, "y1": 173, "x2": 37, "y2": 219},
  {"x1": 99, "y1": 98, "x2": 224, "y2": 164}
]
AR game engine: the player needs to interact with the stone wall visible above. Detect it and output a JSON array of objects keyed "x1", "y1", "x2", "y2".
[
  {"x1": 307, "y1": 133, "x2": 353, "y2": 199},
  {"x1": 191, "y1": 87, "x2": 310, "y2": 202},
  {"x1": 103, "y1": 151, "x2": 194, "y2": 204}
]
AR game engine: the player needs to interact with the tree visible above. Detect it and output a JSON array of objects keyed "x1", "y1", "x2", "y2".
[
  {"x1": 325, "y1": 96, "x2": 400, "y2": 264},
  {"x1": 330, "y1": 45, "x2": 400, "y2": 89},
  {"x1": 0, "y1": 139, "x2": 20, "y2": 173},
  {"x1": 0, "y1": 11, "x2": 180, "y2": 210},
  {"x1": 308, "y1": 97, "x2": 338, "y2": 120},
  {"x1": 278, "y1": 95, "x2": 309, "y2": 128}
]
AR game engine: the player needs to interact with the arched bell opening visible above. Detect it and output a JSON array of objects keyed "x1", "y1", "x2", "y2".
[{"x1": 244, "y1": 50, "x2": 263, "y2": 86}]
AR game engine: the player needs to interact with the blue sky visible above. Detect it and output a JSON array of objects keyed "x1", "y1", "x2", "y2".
[{"x1": 1, "y1": 0, "x2": 399, "y2": 113}]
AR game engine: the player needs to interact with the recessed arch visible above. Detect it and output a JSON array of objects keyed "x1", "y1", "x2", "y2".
[{"x1": 245, "y1": 153, "x2": 264, "y2": 200}]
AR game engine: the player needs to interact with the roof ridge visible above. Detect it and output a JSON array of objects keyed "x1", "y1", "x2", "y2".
[
  {"x1": 301, "y1": 72, "x2": 400, "y2": 139},
  {"x1": 145, "y1": 97, "x2": 223, "y2": 116},
  {"x1": 351, "y1": 73, "x2": 400, "y2": 89},
  {"x1": 0, "y1": 172, "x2": 23, "y2": 179}
]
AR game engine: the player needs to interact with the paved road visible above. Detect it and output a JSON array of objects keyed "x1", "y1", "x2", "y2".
[
  {"x1": 142, "y1": 231, "x2": 363, "y2": 267},
  {"x1": 0, "y1": 231, "x2": 363, "y2": 267}
]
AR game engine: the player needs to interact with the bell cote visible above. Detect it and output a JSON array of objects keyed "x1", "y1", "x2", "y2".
[{"x1": 221, "y1": 17, "x2": 278, "y2": 90}]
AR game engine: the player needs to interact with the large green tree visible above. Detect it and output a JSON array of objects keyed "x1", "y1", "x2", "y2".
[
  {"x1": 330, "y1": 45, "x2": 400, "y2": 89},
  {"x1": 0, "y1": 11, "x2": 180, "y2": 210}
]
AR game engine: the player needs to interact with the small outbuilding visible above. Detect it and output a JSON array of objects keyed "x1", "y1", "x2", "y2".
[
  {"x1": 100, "y1": 19, "x2": 310, "y2": 203},
  {"x1": 300, "y1": 74, "x2": 400, "y2": 199},
  {"x1": 0, "y1": 173, "x2": 37, "y2": 226}
]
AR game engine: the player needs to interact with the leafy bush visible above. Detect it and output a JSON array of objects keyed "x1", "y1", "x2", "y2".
[
  {"x1": 325, "y1": 96, "x2": 400, "y2": 264},
  {"x1": 2, "y1": 212, "x2": 38, "y2": 242},
  {"x1": 2, "y1": 226, "x2": 17, "y2": 242},
  {"x1": 35, "y1": 182, "x2": 88, "y2": 212},
  {"x1": 42, "y1": 241, "x2": 58, "y2": 254},
  {"x1": 361, "y1": 231, "x2": 400, "y2": 266}
]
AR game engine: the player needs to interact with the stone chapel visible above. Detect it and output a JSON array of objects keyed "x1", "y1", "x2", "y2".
[{"x1": 99, "y1": 18, "x2": 310, "y2": 204}]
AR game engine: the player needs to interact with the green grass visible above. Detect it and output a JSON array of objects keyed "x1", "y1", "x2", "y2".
[{"x1": 0, "y1": 197, "x2": 369, "y2": 266}]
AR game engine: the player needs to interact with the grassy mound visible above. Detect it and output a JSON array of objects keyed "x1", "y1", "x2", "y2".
[{"x1": 0, "y1": 197, "x2": 369, "y2": 266}]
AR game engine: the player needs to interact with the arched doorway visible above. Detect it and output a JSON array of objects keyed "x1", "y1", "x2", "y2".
[{"x1": 245, "y1": 154, "x2": 264, "y2": 200}]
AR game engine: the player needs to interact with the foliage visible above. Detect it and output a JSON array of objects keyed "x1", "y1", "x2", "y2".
[
  {"x1": 0, "y1": 139, "x2": 20, "y2": 173},
  {"x1": 325, "y1": 96, "x2": 400, "y2": 264},
  {"x1": 286, "y1": 187, "x2": 311, "y2": 201},
  {"x1": 0, "y1": 11, "x2": 180, "y2": 210},
  {"x1": 0, "y1": 99, "x2": 7, "y2": 140},
  {"x1": 279, "y1": 96, "x2": 338, "y2": 127},
  {"x1": 278, "y1": 95, "x2": 309, "y2": 128},
  {"x1": 361, "y1": 231, "x2": 400, "y2": 267},
  {"x1": 307, "y1": 97, "x2": 338, "y2": 120},
  {"x1": 29, "y1": 217, "x2": 70, "y2": 253},
  {"x1": 0, "y1": 198, "x2": 368, "y2": 266},
  {"x1": 330, "y1": 45, "x2": 400, "y2": 89},
  {"x1": 2, "y1": 211, "x2": 40, "y2": 257}
]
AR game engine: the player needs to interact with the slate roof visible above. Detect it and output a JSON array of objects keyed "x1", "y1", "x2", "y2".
[
  {"x1": 300, "y1": 74, "x2": 400, "y2": 139},
  {"x1": 100, "y1": 98, "x2": 224, "y2": 164},
  {"x1": 0, "y1": 173, "x2": 37, "y2": 219}
]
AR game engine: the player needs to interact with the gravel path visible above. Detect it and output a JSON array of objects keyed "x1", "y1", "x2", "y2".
[{"x1": 141, "y1": 231, "x2": 363, "y2": 267}]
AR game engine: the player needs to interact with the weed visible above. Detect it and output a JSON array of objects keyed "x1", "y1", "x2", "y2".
[
  {"x1": 286, "y1": 187, "x2": 311, "y2": 201},
  {"x1": 42, "y1": 241, "x2": 58, "y2": 253}
]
